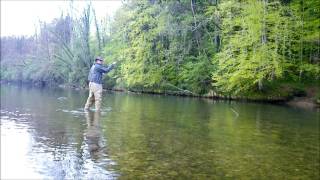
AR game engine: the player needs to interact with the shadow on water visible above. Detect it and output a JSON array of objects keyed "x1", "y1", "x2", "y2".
[{"x1": 1, "y1": 85, "x2": 319, "y2": 179}]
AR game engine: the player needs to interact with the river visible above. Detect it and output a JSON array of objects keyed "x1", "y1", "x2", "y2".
[{"x1": 1, "y1": 85, "x2": 319, "y2": 179}]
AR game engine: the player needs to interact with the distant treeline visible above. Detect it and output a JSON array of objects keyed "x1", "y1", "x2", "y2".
[{"x1": 1, "y1": 0, "x2": 319, "y2": 99}]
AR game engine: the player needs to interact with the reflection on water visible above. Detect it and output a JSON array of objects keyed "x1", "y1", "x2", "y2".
[
  {"x1": 1, "y1": 85, "x2": 319, "y2": 179},
  {"x1": 1, "y1": 113, "x2": 44, "y2": 179},
  {"x1": 85, "y1": 111, "x2": 106, "y2": 159},
  {"x1": 0, "y1": 85, "x2": 118, "y2": 179},
  {"x1": 1, "y1": 108, "x2": 118, "y2": 179}
]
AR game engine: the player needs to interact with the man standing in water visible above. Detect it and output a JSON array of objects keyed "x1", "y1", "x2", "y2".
[{"x1": 84, "y1": 57, "x2": 116, "y2": 111}]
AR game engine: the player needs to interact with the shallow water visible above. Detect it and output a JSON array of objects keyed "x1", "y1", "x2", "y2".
[{"x1": 1, "y1": 85, "x2": 319, "y2": 179}]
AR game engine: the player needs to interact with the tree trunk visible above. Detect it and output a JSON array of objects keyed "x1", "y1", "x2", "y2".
[
  {"x1": 93, "y1": 8, "x2": 102, "y2": 52},
  {"x1": 190, "y1": 0, "x2": 201, "y2": 55},
  {"x1": 299, "y1": 0, "x2": 304, "y2": 81}
]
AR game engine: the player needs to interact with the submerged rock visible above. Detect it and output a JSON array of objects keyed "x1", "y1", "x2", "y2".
[{"x1": 287, "y1": 97, "x2": 319, "y2": 109}]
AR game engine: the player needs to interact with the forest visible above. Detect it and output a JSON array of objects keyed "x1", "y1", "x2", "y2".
[{"x1": 1, "y1": 0, "x2": 319, "y2": 102}]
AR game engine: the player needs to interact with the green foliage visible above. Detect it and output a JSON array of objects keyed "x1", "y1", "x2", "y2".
[
  {"x1": 0, "y1": 4, "x2": 94, "y2": 87},
  {"x1": 1, "y1": 0, "x2": 318, "y2": 98},
  {"x1": 211, "y1": 0, "x2": 319, "y2": 95},
  {"x1": 104, "y1": 1, "x2": 217, "y2": 94}
]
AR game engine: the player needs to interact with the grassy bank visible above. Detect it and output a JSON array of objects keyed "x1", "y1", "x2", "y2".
[{"x1": 1, "y1": 79, "x2": 319, "y2": 109}]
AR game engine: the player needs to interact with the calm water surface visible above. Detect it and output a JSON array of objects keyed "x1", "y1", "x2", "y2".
[{"x1": 1, "y1": 85, "x2": 319, "y2": 179}]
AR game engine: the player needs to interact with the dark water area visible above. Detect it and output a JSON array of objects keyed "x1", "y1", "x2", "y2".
[{"x1": 1, "y1": 85, "x2": 319, "y2": 179}]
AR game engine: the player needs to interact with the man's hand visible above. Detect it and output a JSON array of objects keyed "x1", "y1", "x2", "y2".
[{"x1": 111, "y1": 61, "x2": 117, "y2": 66}]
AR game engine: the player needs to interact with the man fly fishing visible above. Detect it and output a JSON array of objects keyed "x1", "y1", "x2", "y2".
[{"x1": 84, "y1": 56, "x2": 116, "y2": 111}]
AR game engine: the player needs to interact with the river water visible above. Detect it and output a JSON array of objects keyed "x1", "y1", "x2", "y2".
[{"x1": 1, "y1": 85, "x2": 319, "y2": 179}]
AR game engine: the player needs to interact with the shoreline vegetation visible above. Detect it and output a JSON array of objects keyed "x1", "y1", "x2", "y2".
[
  {"x1": 1, "y1": 1, "x2": 319, "y2": 109},
  {"x1": 1, "y1": 80, "x2": 319, "y2": 109}
]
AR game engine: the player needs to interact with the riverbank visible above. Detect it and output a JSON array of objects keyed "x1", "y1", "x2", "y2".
[
  {"x1": 125, "y1": 86, "x2": 320, "y2": 109},
  {"x1": 1, "y1": 80, "x2": 319, "y2": 109},
  {"x1": 43, "y1": 82, "x2": 320, "y2": 109},
  {"x1": 286, "y1": 87, "x2": 320, "y2": 109}
]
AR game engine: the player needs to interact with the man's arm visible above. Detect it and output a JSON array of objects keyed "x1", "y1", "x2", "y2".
[{"x1": 96, "y1": 63, "x2": 116, "y2": 73}]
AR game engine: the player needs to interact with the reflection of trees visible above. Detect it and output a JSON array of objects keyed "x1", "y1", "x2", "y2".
[
  {"x1": 103, "y1": 95, "x2": 319, "y2": 179},
  {"x1": 103, "y1": 95, "x2": 221, "y2": 179},
  {"x1": 1, "y1": 86, "x2": 89, "y2": 177},
  {"x1": 1, "y1": 86, "x2": 87, "y2": 153},
  {"x1": 2, "y1": 86, "x2": 117, "y2": 178},
  {"x1": 2, "y1": 86, "x2": 319, "y2": 179}
]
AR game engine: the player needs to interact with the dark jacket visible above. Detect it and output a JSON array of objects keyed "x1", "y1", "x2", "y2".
[{"x1": 88, "y1": 63, "x2": 115, "y2": 84}]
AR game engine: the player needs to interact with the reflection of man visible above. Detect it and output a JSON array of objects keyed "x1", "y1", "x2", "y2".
[
  {"x1": 84, "y1": 57, "x2": 116, "y2": 111},
  {"x1": 85, "y1": 111, "x2": 102, "y2": 154}
]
